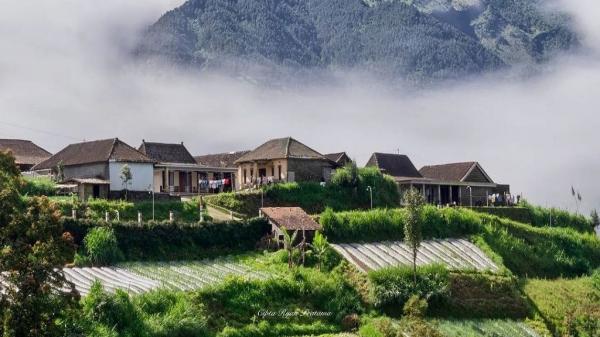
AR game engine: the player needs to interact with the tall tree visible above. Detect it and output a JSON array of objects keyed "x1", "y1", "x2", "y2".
[
  {"x1": 591, "y1": 209, "x2": 599, "y2": 229},
  {"x1": 120, "y1": 164, "x2": 133, "y2": 200},
  {"x1": 403, "y1": 187, "x2": 425, "y2": 287},
  {"x1": 0, "y1": 152, "x2": 78, "y2": 337}
]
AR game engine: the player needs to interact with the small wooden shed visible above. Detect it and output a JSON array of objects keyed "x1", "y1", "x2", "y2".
[{"x1": 260, "y1": 207, "x2": 322, "y2": 244}]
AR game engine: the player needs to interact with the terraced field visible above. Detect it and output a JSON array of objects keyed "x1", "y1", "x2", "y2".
[
  {"x1": 432, "y1": 319, "x2": 541, "y2": 337},
  {"x1": 62, "y1": 259, "x2": 269, "y2": 296},
  {"x1": 331, "y1": 239, "x2": 498, "y2": 272}
]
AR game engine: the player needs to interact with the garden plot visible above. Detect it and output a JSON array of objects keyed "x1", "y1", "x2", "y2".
[
  {"x1": 432, "y1": 319, "x2": 540, "y2": 337},
  {"x1": 62, "y1": 258, "x2": 270, "y2": 295},
  {"x1": 331, "y1": 239, "x2": 498, "y2": 272}
]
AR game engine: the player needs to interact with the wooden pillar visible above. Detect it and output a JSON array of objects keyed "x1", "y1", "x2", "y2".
[
  {"x1": 437, "y1": 185, "x2": 441, "y2": 205},
  {"x1": 449, "y1": 186, "x2": 453, "y2": 203}
]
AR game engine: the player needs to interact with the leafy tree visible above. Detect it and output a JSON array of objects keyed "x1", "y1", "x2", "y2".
[
  {"x1": 310, "y1": 231, "x2": 329, "y2": 271},
  {"x1": 403, "y1": 188, "x2": 425, "y2": 286},
  {"x1": 120, "y1": 164, "x2": 133, "y2": 200},
  {"x1": 591, "y1": 209, "x2": 599, "y2": 229},
  {"x1": 81, "y1": 227, "x2": 123, "y2": 266},
  {"x1": 0, "y1": 152, "x2": 78, "y2": 337},
  {"x1": 54, "y1": 160, "x2": 65, "y2": 183}
]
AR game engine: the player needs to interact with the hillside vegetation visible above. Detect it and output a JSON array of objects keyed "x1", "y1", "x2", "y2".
[{"x1": 138, "y1": 0, "x2": 578, "y2": 83}]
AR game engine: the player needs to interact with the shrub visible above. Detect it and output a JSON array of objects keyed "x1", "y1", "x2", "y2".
[
  {"x1": 82, "y1": 227, "x2": 123, "y2": 266},
  {"x1": 522, "y1": 200, "x2": 592, "y2": 232},
  {"x1": 63, "y1": 217, "x2": 270, "y2": 261},
  {"x1": 20, "y1": 176, "x2": 56, "y2": 196},
  {"x1": 429, "y1": 271, "x2": 530, "y2": 319},
  {"x1": 368, "y1": 264, "x2": 449, "y2": 312}
]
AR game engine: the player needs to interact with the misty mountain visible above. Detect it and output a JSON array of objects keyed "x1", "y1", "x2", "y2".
[{"x1": 137, "y1": 0, "x2": 578, "y2": 82}]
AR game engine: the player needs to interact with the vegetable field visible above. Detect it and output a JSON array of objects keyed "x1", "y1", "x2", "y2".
[
  {"x1": 331, "y1": 239, "x2": 498, "y2": 272},
  {"x1": 62, "y1": 259, "x2": 269, "y2": 296},
  {"x1": 432, "y1": 319, "x2": 541, "y2": 337}
]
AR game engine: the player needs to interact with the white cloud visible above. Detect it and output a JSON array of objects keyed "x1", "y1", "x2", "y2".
[{"x1": 0, "y1": 0, "x2": 598, "y2": 214}]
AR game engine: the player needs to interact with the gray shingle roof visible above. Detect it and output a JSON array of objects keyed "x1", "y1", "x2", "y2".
[
  {"x1": 34, "y1": 138, "x2": 152, "y2": 170},
  {"x1": 234, "y1": 137, "x2": 326, "y2": 163},
  {"x1": 0, "y1": 139, "x2": 51, "y2": 166},
  {"x1": 194, "y1": 151, "x2": 250, "y2": 168},
  {"x1": 419, "y1": 162, "x2": 476, "y2": 181},
  {"x1": 366, "y1": 153, "x2": 422, "y2": 178},
  {"x1": 138, "y1": 141, "x2": 196, "y2": 164}
]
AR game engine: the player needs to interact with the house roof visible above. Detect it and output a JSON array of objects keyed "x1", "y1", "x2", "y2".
[
  {"x1": 34, "y1": 138, "x2": 152, "y2": 170},
  {"x1": 138, "y1": 141, "x2": 196, "y2": 164},
  {"x1": 194, "y1": 151, "x2": 250, "y2": 168},
  {"x1": 260, "y1": 207, "x2": 322, "y2": 231},
  {"x1": 366, "y1": 153, "x2": 422, "y2": 178},
  {"x1": 64, "y1": 178, "x2": 110, "y2": 185},
  {"x1": 324, "y1": 152, "x2": 350, "y2": 165},
  {"x1": 419, "y1": 162, "x2": 493, "y2": 183},
  {"x1": 235, "y1": 137, "x2": 327, "y2": 163},
  {"x1": 0, "y1": 139, "x2": 51, "y2": 166}
]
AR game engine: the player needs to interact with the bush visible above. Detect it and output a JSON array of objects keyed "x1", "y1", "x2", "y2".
[
  {"x1": 194, "y1": 268, "x2": 364, "y2": 331},
  {"x1": 368, "y1": 264, "x2": 449, "y2": 312},
  {"x1": 320, "y1": 206, "x2": 481, "y2": 243},
  {"x1": 81, "y1": 227, "x2": 123, "y2": 266},
  {"x1": 429, "y1": 271, "x2": 530, "y2": 319},
  {"x1": 63, "y1": 217, "x2": 270, "y2": 261},
  {"x1": 522, "y1": 200, "x2": 592, "y2": 232},
  {"x1": 20, "y1": 177, "x2": 56, "y2": 196}
]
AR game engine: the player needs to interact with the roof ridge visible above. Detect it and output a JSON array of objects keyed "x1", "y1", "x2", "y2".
[
  {"x1": 285, "y1": 137, "x2": 292, "y2": 158},
  {"x1": 106, "y1": 138, "x2": 119, "y2": 161}
]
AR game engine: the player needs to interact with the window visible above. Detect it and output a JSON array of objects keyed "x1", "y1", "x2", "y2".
[{"x1": 243, "y1": 169, "x2": 247, "y2": 183}]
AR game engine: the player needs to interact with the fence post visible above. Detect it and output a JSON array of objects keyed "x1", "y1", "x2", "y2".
[
  {"x1": 169, "y1": 211, "x2": 174, "y2": 223},
  {"x1": 72, "y1": 209, "x2": 77, "y2": 220},
  {"x1": 138, "y1": 211, "x2": 142, "y2": 225},
  {"x1": 105, "y1": 211, "x2": 109, "y2": 222},
  {"x1": 230, "y1": 210, "x2": 234, "y2": 220}
]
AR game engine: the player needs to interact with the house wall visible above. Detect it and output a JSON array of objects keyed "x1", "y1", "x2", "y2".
[
  {"x1": 459, "y1": 186, "x2": 492, "y2": 206},
  {"x1": 63, "y1": 163, "x2": 108, "y2": 181},
  {"x1": 237, "y1": 159, "x2": 289, "y2": 187},
  {"x1": 108, "y1": 162, "x2": 154, "y2": 192},
  {"x1": 464, "y1": 166, "x2": 490, "y2": 183},
  {"x1": 287, "y1": 158, "x2": 333, "y2": 183}
]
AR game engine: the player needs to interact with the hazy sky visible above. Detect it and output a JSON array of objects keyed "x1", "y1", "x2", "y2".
[{"x1": 0, "y1": 0, "x2": 598, "y2": 214}]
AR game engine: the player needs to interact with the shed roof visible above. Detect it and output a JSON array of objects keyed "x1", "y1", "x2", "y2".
[
  {"x1": 366, "y1": 153, "x2": 422, "y2": 178},
  {"x1": 0, "y1": 139, "x2": 51, "y2": 166},
  {"x1": 34, "y1": 138, "x2": 152, "y2": 170},
  {"x1": 235, "y1": 137, "x2": 326, "y2": 163},
  {"x1": 324, "y1": 152, "x2": 350, "y2": 165},
  {"x1": 194, "y1": 151, "x2": 250, "y2": 168},
  {"x1": 139, "y1": 141, "x2": 196, "y2": 164},
  {"x1": 260, "y1": 207, "x2": 322, "y2": 231}
]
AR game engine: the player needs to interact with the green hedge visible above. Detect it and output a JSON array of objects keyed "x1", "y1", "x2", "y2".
[
  {"x1": 320, "y1": 206, "x2": 481, "y2": 243},
  {"x1": 62, "y1": 217, "x2": 270, "y2": 261},
  {"x1": 522, "y1": 201, "x2": 592, "y2": 232},
  {"x1": 470, "y1": 207, "x2": 533, "y2": 224},
  {"x1": 430, "y1": 271, "x2": 530, "y2": 319},
  {"x1": 368, "y1": 264, "x2": 450, "y2": 314},
  {"x1": 321, "y1": 207, "x2": 600, "y2": 278},
  {"x1": 206, "y1": 166, "x2": 400, "y2": 216},
  {"x1": 56, "y1": 198, "x2": 205, "y2": 222},
  {"x1": 194, "y1": 269, "x2": 364, "y2": 331}
]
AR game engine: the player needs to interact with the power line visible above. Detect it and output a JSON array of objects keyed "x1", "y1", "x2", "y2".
[{"x1": 0, "y1": 120, "x2": 82, "y2": 141}]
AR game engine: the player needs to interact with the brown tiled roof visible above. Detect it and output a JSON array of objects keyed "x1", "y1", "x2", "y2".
[
  {"x1": 419, "y1": 162, "x2": 477, "y2": 181},
  {"x1": 194, "y1": 151, "x2": 250, "y2": 168},
  {"x1": 138, "y1": 141, "x2": 196, "y2": 164},
  {"x1": 34, "y1": 138, "x2": 152, "y2": 170},
  {"x1": 0, "y1": 139, "x2": 51, "y2": 166},
  {"x1": 235, "y1": 137, "x2": 326, "y2": 163},
  {"x1": 366, "y1": 153, "x2": 422, "y2": 178},
  {"x1": 260, "y1": 207, "x2": 322, "y2": 231}
]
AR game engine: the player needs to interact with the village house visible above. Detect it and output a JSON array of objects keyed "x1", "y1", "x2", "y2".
[
  {"x1": 33, "y1": 138, "x2": 154, "y2": 200},
  {"x1": 0, "y1": 139, "x2": 52, "y2": 172},
  {"x1": 139, "y1": 141, "x2": 238, "y2": 194},
  {"x1": 260, "y1": 207, "x2": 323, "y2": 244},
  {"x1": 234, "y1": 137, "x2": 339, "y2": 189},
  {"x1": 366, "y1": 153, "x2": 509, "y2": 206}
]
